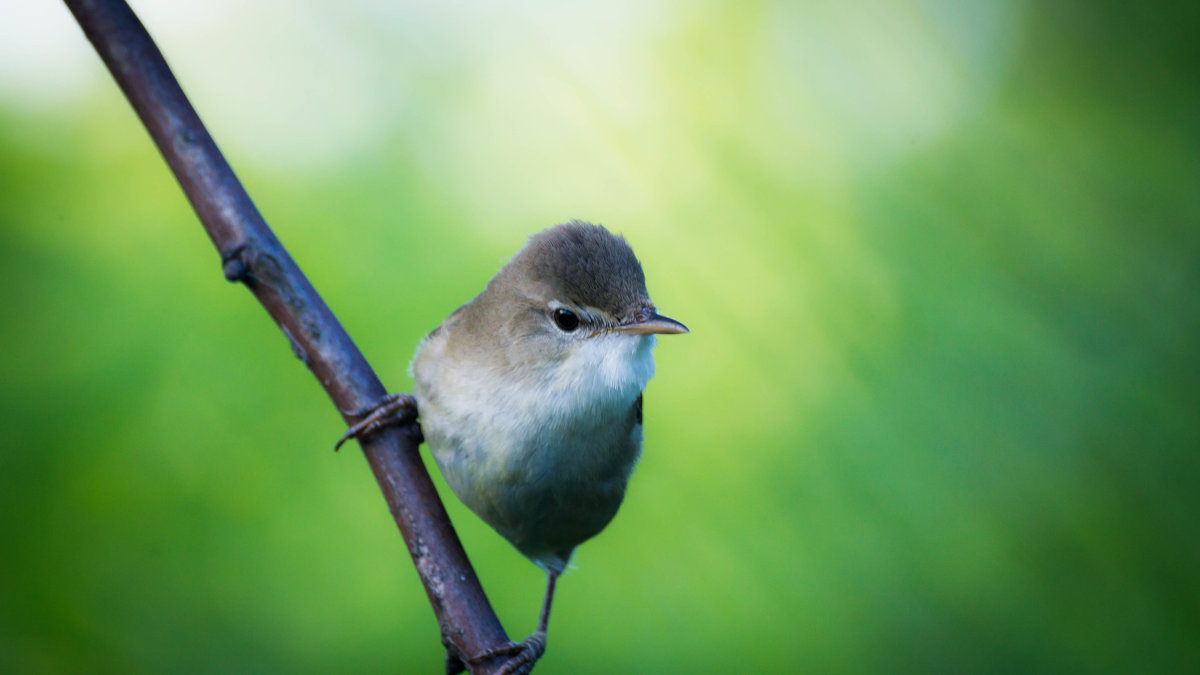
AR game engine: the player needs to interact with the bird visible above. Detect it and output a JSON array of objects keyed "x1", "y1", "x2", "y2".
[{"x1": 339, "y1": 221, "x2": 687, "y2": 673}]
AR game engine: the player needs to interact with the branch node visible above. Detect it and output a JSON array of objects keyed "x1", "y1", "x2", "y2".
[
  {"x1": 222, "y1": 244, "x2": 251, "y2": 283},
  {"x1": 280, "y1": 323, "x2": 312, "y2": 368}
]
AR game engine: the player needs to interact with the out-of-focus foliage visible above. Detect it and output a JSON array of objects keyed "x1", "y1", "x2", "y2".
[{"x1": 1, "y1": 1, "x2": 1197, "y2": 673}]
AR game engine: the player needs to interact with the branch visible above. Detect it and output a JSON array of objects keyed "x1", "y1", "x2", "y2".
[{"x1": 63, "y1": 1, "x2": 509, "y2": 670}]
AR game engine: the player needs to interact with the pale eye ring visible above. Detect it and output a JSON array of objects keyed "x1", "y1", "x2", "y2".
[{"x1": 552, "y1": 308, "x2": 580, "y2": 332}]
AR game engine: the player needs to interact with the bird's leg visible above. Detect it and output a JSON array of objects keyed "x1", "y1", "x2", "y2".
[
  {"x1": 469, "y1": 571, "x2": 560, "y2": 675},
  {"x1": 536, "y1": 570, "x2": 558, "y2": 635},
  {"x1": 334, "y1": 392, "x2": 420, "y2": 450}
]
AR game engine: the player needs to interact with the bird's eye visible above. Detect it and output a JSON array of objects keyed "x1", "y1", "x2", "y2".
[{"x1": 552, "y1": 308, "x2": 580, "y2": 332}]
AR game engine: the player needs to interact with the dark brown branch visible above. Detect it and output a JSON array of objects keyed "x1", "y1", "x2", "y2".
[{"x1": 63, "y1": 0, "x2": 509, "y2": 670}]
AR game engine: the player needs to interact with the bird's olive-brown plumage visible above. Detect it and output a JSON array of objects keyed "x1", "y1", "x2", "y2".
[
  {"x1": 410, "y1": 221, "x2": 686, "y2": 673},
  {"x1": 414, "y1": 222, "x2": 666, "y2": 569},
  {"x1": 507, "y1": 221, "x2": 651, "y2": 319}
]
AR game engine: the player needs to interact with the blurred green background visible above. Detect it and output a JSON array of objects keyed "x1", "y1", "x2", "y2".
[{"x1": 2, "y1": 1, "x2": 1198, "y2": 673}]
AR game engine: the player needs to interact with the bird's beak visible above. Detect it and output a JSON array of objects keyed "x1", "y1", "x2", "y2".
[{"x1": 610, "y1": 310, "x2": 690, "y2": 336}]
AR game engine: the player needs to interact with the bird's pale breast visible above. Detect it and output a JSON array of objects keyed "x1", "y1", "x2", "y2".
[{"x1": 412, "y1": 327, "x2": 654, "y2": 572}]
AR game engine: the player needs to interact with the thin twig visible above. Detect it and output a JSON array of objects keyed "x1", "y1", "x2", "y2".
[{"x1": 62, "y1": 0, "x2": 509, "y2": 671}]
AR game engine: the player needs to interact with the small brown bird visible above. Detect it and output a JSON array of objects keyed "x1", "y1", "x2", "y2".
[{"x1": 344, "y1": 222, "x2": 687, "y2": 673}]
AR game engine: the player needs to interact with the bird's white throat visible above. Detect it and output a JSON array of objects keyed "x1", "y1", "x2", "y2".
[
  {"x1": 504, "y1": 332, "x2": 656, "y2": 430},
  {"x1": 560, "y1": 333, "x2": 656, "y2": 400}
]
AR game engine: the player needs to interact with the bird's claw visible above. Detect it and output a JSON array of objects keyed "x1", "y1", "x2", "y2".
[
  {"x1": 334, "y1": 392, "x2": 419, "y2": 450},
  {"x1": 468, "y1": 631, "x2": 547, "y2": 675}
]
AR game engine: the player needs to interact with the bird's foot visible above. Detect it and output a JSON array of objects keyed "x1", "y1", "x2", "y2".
[
  {"x1": 444, "y1": 649, "x2": 466, "y2": 675},
  {"x1": 334, "y1": 392, "x2": 420, "y2": 450},
  {"x1": 468, "y1": 631, "x2": 547, "y2": 675}
]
